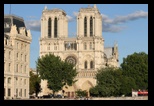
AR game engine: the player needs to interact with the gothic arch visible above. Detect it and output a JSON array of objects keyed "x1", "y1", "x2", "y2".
[{"x1": 81, "y1": 80, "x2": 94, "y2": 91}]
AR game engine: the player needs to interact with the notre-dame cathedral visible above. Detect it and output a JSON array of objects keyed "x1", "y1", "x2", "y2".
[{"x1": 39, "y1": 4, "x2": 119, "y2": 97}]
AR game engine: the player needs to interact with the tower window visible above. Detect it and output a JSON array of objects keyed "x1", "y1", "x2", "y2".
[
  {"x1": 90, "y1": 17, "x2": 93, "y2": 36},
  {"x1": 84, "y1": 17, "x2": 87, "y2": 37},
  {"x1": 54, "y1": 17, "x2": 57, "y2": 38},
  {"x1": 48, "y1": 18, "x2": 51, "y2": 38},
  {"x1": 84, "y1": 61, "x2": 87, "y2": 69},
  {"x1": 90, "y1": 61, "x2": 94, "y2": 69}
]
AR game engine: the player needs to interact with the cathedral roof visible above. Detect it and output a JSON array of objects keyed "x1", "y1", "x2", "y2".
[
  {"x1": 43, "y1": 8, "x2": 66, "y2": 15},
  {"x1": 79, "y1": 5, "x2": 99, "y2": 13},
  {"x1": 104, "y1": 47, "x2": 114, "y2": 58}
]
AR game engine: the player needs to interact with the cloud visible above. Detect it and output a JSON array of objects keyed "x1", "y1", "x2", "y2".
[
  {"x1": 66, "y1": 15, "x2": 74, "y2": 22},
  {"x1": 101, "y1": 10, "x2": 148, "y2": 32},
  {"x1": 25, "y1": 20, "x2": 41, "y2": 31}
]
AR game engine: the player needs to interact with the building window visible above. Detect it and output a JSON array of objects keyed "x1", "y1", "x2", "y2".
[
  {"x1": 84, "y1": 17, "x2": 87, "y2": 37},
  {"x1": 8, "y1": 88, "x2": 11, "y2": 96},
  {"x1": 5, "y1": 39, "x2": 7, "y2": 45},
  {"x1": 84, "y1": 61, "x2": 87, "y2": 69},
  {"x1": 84, "y1": 42, "x2": 87, "y2": 50},
  {"x1": 8, "y1": 63, "x2": 11, "y2": 72},
  {"x1": 17, "y1": 53, "x2": 18, "y2": 60},
  {"x1": 54, "y1": 17, "x2": 57, "y2": 38},
  {"x1": 8, "y1": 77, "x2": 11, "y2": 84},
  {"x1": 48, "y1": 18, "x2": 52, "y2": 38},
  {"x1": 16, "y1": 89, "x2": 18, "y2": 97},
  {"x1": 21, "y1": 54, "x2": 22, "y2": 61},
  {"x1": 20, "y1": 78, "x2": 22, "y2": 85},
  {"x1": 24, "y1": 89, "x2": 26, "y2": 97},
  {"x1": 24, "y1": 79, "x2": 26, "y2": 85},
  {"x1": 90, "y1": 17, "x2": 93, "y2": 36},
  {"x1": 25, "y1": 55, "x2": 26, "y2": 62},
  {"x1": 20, "y1": 89, "x2": 22, "y2": 97},
  {"x1": 90, "y1": 42, "x2": 92, "y2": 50},
  {"x1": 90, "y1": 61, "x2": 94, "y2": 69},
  {"x1": 16, "y1": 64, "x2": 18, "y2": 72}
]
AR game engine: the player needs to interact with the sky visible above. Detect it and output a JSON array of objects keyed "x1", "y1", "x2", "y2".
[{"x1": 4, "y1": 4, "x2": 148, "y2": 68}]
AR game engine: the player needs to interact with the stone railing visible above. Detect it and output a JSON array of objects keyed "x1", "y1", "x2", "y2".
[{"x1": 76, "y1": 70, "x2": 97, "y2": 78}]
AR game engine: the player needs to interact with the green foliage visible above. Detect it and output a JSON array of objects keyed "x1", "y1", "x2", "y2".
[
  {"x1": 29, "y1": 71, "x2": 41, "y2": 97},
  {"x1": 75, "y1": 89, "x2": 87, "y2": 97},
  {"x1": 121, "y1": 52, "x2": 148, "y2": 90},
  {"x1": 119, "y1": 76, "x2": 136, "y2": 96},
  {"x1": 36, "y1": 53, "x2": 78, "y2": 94},
  {"x1": 90, "y1": 67, "x2": 122, "y2": 97},
  {"x1": 90, "y1": 52, "x2": 148, "y2": 97}
]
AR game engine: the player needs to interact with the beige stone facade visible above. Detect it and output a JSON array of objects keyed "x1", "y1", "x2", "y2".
[
  {"x1": 39, "y1": 5, "x2": 119, "y2": 97},
  {"x1": 4, "y1": 15, "x2": 32, "y2": 99}
]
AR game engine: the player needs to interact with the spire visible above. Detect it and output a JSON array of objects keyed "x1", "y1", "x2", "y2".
[
  {"x1": 94, "y1": 4, "x2": 97, "y2": 8},
  {"x1": 44, "y1": 5, "x2": 47, "y2": 10}
]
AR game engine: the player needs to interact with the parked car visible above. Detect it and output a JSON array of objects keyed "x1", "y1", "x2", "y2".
[
  {"x1": 29, "y1": 95, "x2": 35, "y2": 99},
  {"x1": 54, "y1": 94, "x2": 62, "y2": 98}
]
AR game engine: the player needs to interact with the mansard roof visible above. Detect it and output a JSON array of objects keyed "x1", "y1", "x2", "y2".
[{"x1": 4, "y1": 14, "x2": 26, "y2": 33}]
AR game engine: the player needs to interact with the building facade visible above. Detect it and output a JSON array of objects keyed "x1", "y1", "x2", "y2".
[
  {"x1": 39, "y1": 5, "x2": 119, "y2": 97},
  {"x1": 4, "y1": 15, "x2": 32, "y2": 99}
]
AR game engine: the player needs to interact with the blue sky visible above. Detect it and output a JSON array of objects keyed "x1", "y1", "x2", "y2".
[{"x1": 4, "y1": 4, "x2": 148, "y2": 68}]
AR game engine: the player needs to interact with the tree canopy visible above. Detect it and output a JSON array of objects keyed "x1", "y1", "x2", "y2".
[
  {"x1": 90, "y1": 67, "x2": 122, "y2": 97},
  {"x1": 36, "y1": 53, "x2": 78, "y2": 95},
  {"x1": 121, "y1": 52, "x2": 148, "y2": 90}
]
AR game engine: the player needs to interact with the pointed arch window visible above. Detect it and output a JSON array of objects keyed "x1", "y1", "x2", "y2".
[
  {"x1": 84, "y1": 17, "x2": 87, "y2": 37},
  {"x1": 84, "y1": 42, "x2": 87, "y2": 50},
  {"x1": 54, "y1": 17, "x2": 57, "y2": 38},
  {"x1": 84, "y1": 61, "x2": 87, "y2": 69},
  {"x1": 90, "y1": 61, "x2": 94, "y2": 69},
  {"x1": 90, "y1": 42, "x2": 92, "y2": 50},
  {"x1": 90, "y1": 17, "x2": 93, "y2": 36},
  {"x1": 48, "y1": 18, "x2": 51, "y2": 38}
]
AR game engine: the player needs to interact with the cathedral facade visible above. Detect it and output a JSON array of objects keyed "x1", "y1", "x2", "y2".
[{"x1": 39, "y1": 5, "x2": 119, "y2": 97}]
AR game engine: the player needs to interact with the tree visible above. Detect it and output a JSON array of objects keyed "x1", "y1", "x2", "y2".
[
  {"x1": 119, "y1": 76, "x2": 136, "y2": 96},
  {"x1": 75, "y1": 89, "x2": 87, "y2": 97},
  {"x1": 36, "y1": 54, "x2": 78, "y2": 95},
  {"x1": 121, "y1": 52, "x2": 148, "y2": 90},
  {"x1": 90, "y1": 67, "x2": 122, "y2": 97},
  {"x1": 29, "y1": 71, "x2": 41, "y2": 97}
]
